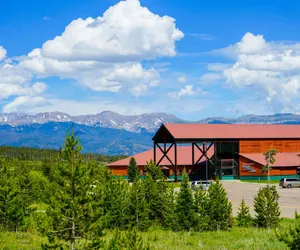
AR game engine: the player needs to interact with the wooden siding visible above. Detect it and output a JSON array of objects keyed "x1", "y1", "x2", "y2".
[
  {"x1": 239, "y1": 155, "x2": 297, "y2": 176},
  {"x1": 239, "y1": 140, "x2": 300, "y2": 154},
  {"x1": 109, "y1": 165, "x2": 193, "y2": 176}
]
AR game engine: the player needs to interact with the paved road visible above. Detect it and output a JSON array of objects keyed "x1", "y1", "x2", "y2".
[{"x1": 221, "y1": 181, "x2": 300, "y2": 218}]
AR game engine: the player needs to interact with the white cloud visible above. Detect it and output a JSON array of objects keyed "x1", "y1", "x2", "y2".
[
  {"x1": 200, "y1": 72, "x2": 222, "y2": 83},
  {"x1": 0, "y1": 46, "x2": 6, "y2": 61},
  {"x1": 207, "y1": 63, "x2": 231, "y2": 72},
  {"x1": 39, "y1": 0, "x2": 183, "y2": 62},
  {"x1": 0, "y1": 61, "x2": 46, "y2": 100},
  {"x1": 177, "y1": 76, "x2": 186, "y2": 83},
  {"x1": 3, "y1": 96, "x2": 49, "y2": 113},
  {"x1": 19, "y1": 0, "x2": 183, "y2": 95},
  {"x1": 169, "y1": 85, "x2": 196, "y2": 99},
  {"x1": 211, "y1": 32, "x2": 300, "y2": 112}
]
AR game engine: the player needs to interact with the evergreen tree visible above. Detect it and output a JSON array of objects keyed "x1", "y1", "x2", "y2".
[
  {"x1": 123, "y1": 178, "x2": 150, "y2": 231},
  {"x1": 236, "y1": 198, "x2": 252, "y2": 227},
  {"x1": 194, "y1": 187, "x2": 210, "y2": 231},
  {"x1": 174, "y1": 169, "x2": 196, "y2": 231},
  {"x1": 144, "y1": 160, "x2": 165, "y2": 181},
  {"x1": 127, "y1": 157, "x2": 139, "y2": 182},
  {"x1": 253, "y1": 185, "x2": 281, "y2": 228},
  {"x1": 144, "y1": 174, "x2": 169, "y2": 225},
  {"x1": 43, "y1": 131, "x2": 92, "y2": 249},
  {"x1": 162, "y1": 188, "x2": 176, "y2": 229},
  {"x1": 206, "y1": 179, "x2": 233, "y2": 231},
  {"x1": 0, "y1": 160, "x2": 33, "y2": 231}
]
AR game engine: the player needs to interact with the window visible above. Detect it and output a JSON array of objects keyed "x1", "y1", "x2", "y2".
[
  {"x1": 179, "y1": 169, "x2": 183, "y2": 176},
  {"x1": 142, "y1": 169, "x2": 146, "y2": 176}
]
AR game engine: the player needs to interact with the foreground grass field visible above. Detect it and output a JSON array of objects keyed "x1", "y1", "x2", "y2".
[{"x1": 0, "y1": 220, "x2": 295, "y2": 250}]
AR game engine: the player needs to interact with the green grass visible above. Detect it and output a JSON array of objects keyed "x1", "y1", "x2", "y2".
[
  {"x1": 0, "y1": 232, "x2": 45, "y2": 250},
  {"x1": 0, "y1": 220, "x2": 295, "y2": 250}
]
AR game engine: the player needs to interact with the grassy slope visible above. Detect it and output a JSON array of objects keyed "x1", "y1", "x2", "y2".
[{"x1": 0, "y1": 220, "x2": 295, "y2": 250}]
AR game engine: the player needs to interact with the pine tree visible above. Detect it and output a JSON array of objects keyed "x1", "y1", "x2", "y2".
[
  {"x1": 253, "y1": 185, "x2": 281, "y2": 228},
  {"x1": 236, "y1": 198, "x2": 252, "y2": 227},
  {"x1": 174, "y1": 169, "x2": 196, "y2": 231},
  {"x1": 194, "y1": 188, "x2": 210, "y2": 231},
  {"x1": 123, "y1": 178, "x2": 150, "y2": 231},
  {"x1": 128, "y1": 157, "x2": 139, "y2": 182},
  {"x1": 144, "y1": 160, "x2": 165, "y2": 181},
  {"x1": 162, "y1": 188, "x2": 176, "y2": 229},
  {"x1": 0, "y1": 160, "x2": 32, "y2": 231},
  {"x1": 43, "y1": 131, "x2": 92, "y2": 249},
  {"x1": 144, "y1": 174, "x2": 169, "y2": 225},
  {"x1": 206, "y1": 179, "x2": 233, "y2": 231}
]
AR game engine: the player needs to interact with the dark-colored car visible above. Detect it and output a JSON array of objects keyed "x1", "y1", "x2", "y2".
[{"x1": 279, "y1": 178, "x2": 300, "y2": 188}]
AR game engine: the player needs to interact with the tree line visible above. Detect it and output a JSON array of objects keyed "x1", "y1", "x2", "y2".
[{"x1": 0, "y1": 133, "x2": 299, "y2": 249}]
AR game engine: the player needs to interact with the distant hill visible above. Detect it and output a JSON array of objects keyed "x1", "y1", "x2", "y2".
[
  {"x1": 0, "y1": 112, "x2": 300, "y2": 155},
  {"x1": 1, "y1": 112, "x2": 300, "y2": 134},
  {"x1": 0, "y1": 122, "x2": 153, "y2": 155},
  {"x1": 0, "y1": 111, "x2": 185, "y2": 133}
]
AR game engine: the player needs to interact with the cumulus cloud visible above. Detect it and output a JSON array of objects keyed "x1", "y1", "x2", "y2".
[
  {"x1": 3, "y1": 96, "x2": 49, "y2": 113},
  {"x1": 41, "y1": 0, "x2": 183, "y2": 62},
  {"x1": 177, "y1": 76, "x2": 186, "y2": 83},
  {"x1": 0, "y1": 61, "x2": 46, "y2": 100},
  {"x1": 210, "y1": 32, "x2": 300, "y2": 112},
  {"x1": 169, "y1": 85, "x2": 196, "y2": 99},
  {"x1": 0, "y1": 46, "x2": 6, "y2": 61},
  {"x1": 19, "y1": 0, "x2": 183, "y2": 95}
]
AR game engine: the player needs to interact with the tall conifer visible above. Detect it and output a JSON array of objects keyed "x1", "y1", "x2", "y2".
[
  {"x1": 128, "y1": 157, "x2": 139, "y2": 182},
  {"x1": 174, "y1": 169, "x2": 196, "y2": 231},
  {"x1": 43, "y1": 131, "x2": 92, "y2": 249},
  {"x1": 207, "y1": 179, "x2": 233, "y2": 231}
]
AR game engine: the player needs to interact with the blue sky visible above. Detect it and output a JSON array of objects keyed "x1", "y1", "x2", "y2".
[{"x1": 1, "y1": 0, "x2": 300, "y2": 120}]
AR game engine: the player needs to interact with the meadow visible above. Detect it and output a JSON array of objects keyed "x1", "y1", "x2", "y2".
[{"x1": 0, "y1": 220, "x2": 295, "y2": 250}]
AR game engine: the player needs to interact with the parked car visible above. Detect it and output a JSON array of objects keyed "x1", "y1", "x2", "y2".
[
  {"x1": 191, "y1": 180, "x2": 213, "y2": 190},
  {"x1": 279, "y1": 178, "x2": 300, "y2": 188}
]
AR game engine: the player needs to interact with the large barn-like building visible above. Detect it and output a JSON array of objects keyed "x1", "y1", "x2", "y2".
[{"x1": 108, "y1": 124, "x2": 300, "y2": 181}]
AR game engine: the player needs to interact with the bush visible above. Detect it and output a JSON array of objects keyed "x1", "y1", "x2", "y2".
[{"x1": 276, "y1": 213, "x2": 300, "y2": 249}]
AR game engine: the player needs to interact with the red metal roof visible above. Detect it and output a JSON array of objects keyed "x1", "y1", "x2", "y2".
[
  {"x1": 107, "y1": 146, "x2": 214, "y2": 167},
  {"x1": 158, "y1": 124, "x2": 300, "y2": 140},
  {"x1": 240, "y1": 153, "x2": 300, "y2": 167}
]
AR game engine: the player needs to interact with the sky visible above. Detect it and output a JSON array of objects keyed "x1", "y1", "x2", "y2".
[{"x1": 1, "y1": 0, "x2": 300, "y2": 120}]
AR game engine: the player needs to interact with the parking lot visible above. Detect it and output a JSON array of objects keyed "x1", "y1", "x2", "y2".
[{"x1": 221, "y1": 181, "x2": 300, "y2": 218}]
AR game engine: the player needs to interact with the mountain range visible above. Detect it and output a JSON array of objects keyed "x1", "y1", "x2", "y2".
[{"x1": 0, "y1": 111, "x2": 300, "y2": 155}]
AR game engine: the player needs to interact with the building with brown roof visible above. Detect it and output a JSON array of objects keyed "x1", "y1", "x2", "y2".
[{"x1": 108, "y1": 124, "x2": 300, "y2": 181}]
